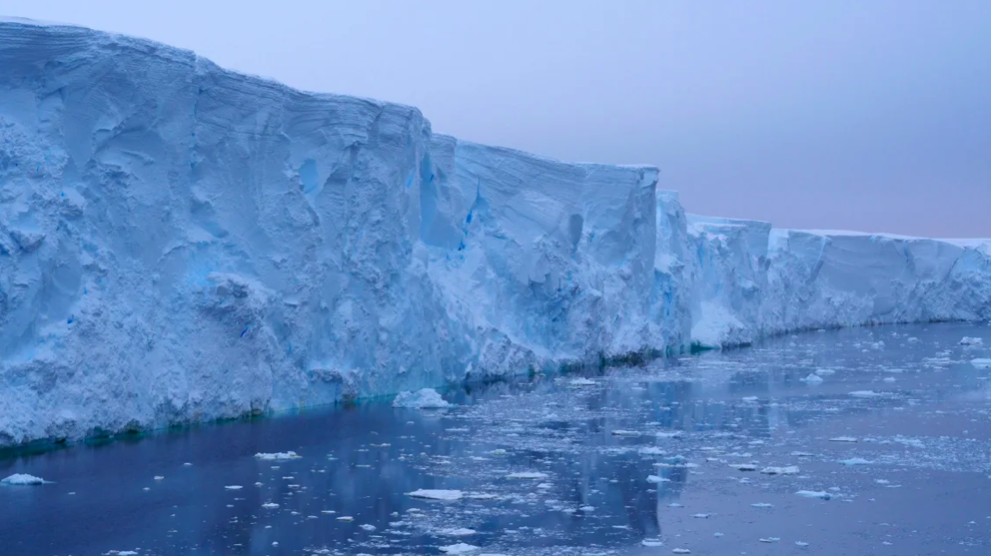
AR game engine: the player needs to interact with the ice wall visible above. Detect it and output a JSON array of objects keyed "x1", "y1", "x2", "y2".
[
  {"x1": 423, "y1": 136, "x2": 659, "y2": 379},
  {"x1": 0, "y1": 19, "x2": 466, "y2": 445},
  {"x1": 0, "y1": 19, "x2": 988, "y2": 447}
]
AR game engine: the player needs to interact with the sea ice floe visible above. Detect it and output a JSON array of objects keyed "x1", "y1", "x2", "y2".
[
  {"x1": 796, "y1": 490, "x2": 832, "y2": 500},
  {"x1": 439, "y1": 528, "x2": 477, "y2": 536},
  {"x1": 1, "y1": 474, "x2": 46, "y2": 485},
  {"x1": 439, "y1": 543, "x2": 479, "y2": 554},
  {"x1": 254, "y1": 451, "x2": 301, "y2": 461},
  {"x1": 971, "y1": 358, "x2": 991, "y2": 369},
  {"x1": 849, "y1": 390, "x2": 886, "y2": 398},
  {"x1": 406, "y1": 489, "x2": 463, "y2": 501},
  {"x1": 505, "y1": 472, "x2": 549, "y2": 479},
  {"x1": 761, "y1": 466, "x2": 800, "y2": 475}
]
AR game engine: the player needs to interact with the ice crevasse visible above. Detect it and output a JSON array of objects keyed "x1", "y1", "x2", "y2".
[{"x1": 0, "y1": 19, "x2": 989, "y2": 447}]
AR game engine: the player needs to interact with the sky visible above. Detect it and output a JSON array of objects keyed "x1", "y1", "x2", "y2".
[{"x1": 5, "y1": 1, "x2": 990, "y2": 237}]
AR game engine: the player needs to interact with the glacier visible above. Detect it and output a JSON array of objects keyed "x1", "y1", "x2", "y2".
[{"x1": 0, "y1": 18, "x2": 988, "y2": 447}]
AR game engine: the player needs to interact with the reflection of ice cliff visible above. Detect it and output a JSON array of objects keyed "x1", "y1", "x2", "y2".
[{"x1": 1, "y1": 19, "x2": 989, "y2": 447}]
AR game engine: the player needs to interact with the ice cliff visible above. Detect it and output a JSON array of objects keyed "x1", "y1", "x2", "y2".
[{"x1": 1, "y1": 19, "x2": 989, "y2": 447}]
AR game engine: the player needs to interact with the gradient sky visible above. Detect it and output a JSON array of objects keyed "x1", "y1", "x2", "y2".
[{"x1": 6, "y1": 1, "x2": 990, "y2": 237}]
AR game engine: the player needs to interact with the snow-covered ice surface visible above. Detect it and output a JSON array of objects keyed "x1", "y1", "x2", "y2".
[
  {"x1": 2, "y1": 322, "x2": 990, "y2": 555},
  {"x1": 1, "y1": 19, "x2": 990, "y2": 447}
]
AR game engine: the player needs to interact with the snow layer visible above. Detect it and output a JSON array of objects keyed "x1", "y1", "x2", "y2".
[{"x1": 0, "y1": 19, "x2": 989, "y2": 447}]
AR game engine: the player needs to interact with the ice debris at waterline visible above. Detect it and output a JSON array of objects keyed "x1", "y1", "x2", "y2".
[
  {"x1": 1, "y1": 18, "x2": 990, "y2": 448},
  {"x1": 1, "y1": 473, "x2": 46, "y2": 485},
  {"x1": 392, "y1": 389, "x2": 451, "y2": 409}
]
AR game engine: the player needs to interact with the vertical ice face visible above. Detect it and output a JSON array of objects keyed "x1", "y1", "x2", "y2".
[
  {"x1": 424, "y1": 136, "x2": 659, "y2": 379},
  {"x1": 686, "y1": 215, "x2": 771, "y2": 348},
  {"x1": 0, "y1": 19, "x2": 463, "y2": 444},
  {"x1": 0, "y1": 19, "x2": 989, "y2": 447},
  {"x1": 761, "y1": 231, "x2": 991, "y2": 334}
]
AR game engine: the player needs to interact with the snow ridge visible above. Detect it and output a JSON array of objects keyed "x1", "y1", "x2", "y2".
[{"x1": 0, "y1": 19, "x2": 988, "y2": 447}]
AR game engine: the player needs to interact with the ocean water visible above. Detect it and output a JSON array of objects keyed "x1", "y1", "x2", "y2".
[{"x1": 1, "y1": 323, "x2": 989, "y2": 555}]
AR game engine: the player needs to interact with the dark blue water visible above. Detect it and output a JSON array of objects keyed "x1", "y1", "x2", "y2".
[{"x1": 2, "y1": 323, "x2": 990, "y2": 555}]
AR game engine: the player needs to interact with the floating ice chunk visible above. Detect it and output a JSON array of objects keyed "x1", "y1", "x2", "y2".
[
  {"x1": 639, "y1": 447, "x2": 667, "y2": 455},
  {"x1": 801, "y1": 373, "x2": 824, "y2": 384},
  {"x1": 815, "y1": 368, "x2": 836, "y2": 376},
  {"x1": 741, "y1": 396, "x2": 759, "y2": 402},
  {"x1": 568, "y1": 378, "x2": 596, "y2": 386},
  {"x1": 830, "y1": 436, "x2": 858, "y2": 442},
  {"x1": 656, "y1": 431, "x2": 684, "y2": 439},
  {"x1": 406, "y1": 489, "x2": 463, "y2": 501},
  {"x1": 971, "y1": 358, "x2": 991, "y2": 369},
  {"x1": 959, "y1": 337, "x2": 983, "y2": 346},
  {"x1": 359, "y1": 524, "x2": 376, "y2": 531},
  {"x1": 759, "y1": 537, "x2": 780, "y2": 543},
  {"x1": 849, "y1": 390, "x2": 885, "y2": 398},
  {"x1": 796, "y1": 541, "x2": 810, "y2": 547},
  {"x1": 336, "y1": 516, "x2": 354, "y2": 521},
  {"x1": 791, "y1": 451, "x2": 815, "y2": 457},
  {"x1": 672, "y1": 548, "x2": 691, "y2": 553},
  {"x1": 641, "y1": 539, "x2": 663, "y2": 547},
  {"x1": 393, "y1": 388, "x2": 451, "y2": 409},
  {"x1": 761, "y1": 466, "x2": 800, "y2": 475},
  {"x1": 796, "y1": 490, "x2": 831, "y2": 500},
  {"x1": 647, "y1": 475, "x2": 670, "y2": 484},
  {"x1": 254, "y1": 451, "x2": 301, "y2": 461},
  {"x1": 262, "y1": 503, "x2": 279, "y2": 509},
  {"x1": 466, "y1": 492, "x2": 499, "y2": 500},
  {"x1": 439, "y1": 543, "x2": 479, "y2": 554},
  {"x1": 506, "y1": 472, "x2": 549, "y2": 480},
  {"x1": 883, "y1": 377, "x2": 896, "y2": 382},
  {"x1": 611, "y1": 430, "x2": 641, "y2": 437},
  {"x1": 750, "y1": 503, "x2": 774, "y2": 508},
  {"x1": 692, "y1": 513, "x2": 710, "y2": 518},
  {"x1": 224, "y1": 485, "x2": 243, "y2": 490},
  {"x1": 1, "y1": 474, "x2": 46, "y2": 485},
  {"x1": 731, "y1": 463, "x2": 757, "y2": 471},
  {"x1": 153, "y1": 476, "x2": 164, "y2": 480},
  {"x1": 838, "y1": 458, "x2": 872, "y2": 466},
  {"x1": 440, "y1": 528, "x2": 477, "y2": 536}
]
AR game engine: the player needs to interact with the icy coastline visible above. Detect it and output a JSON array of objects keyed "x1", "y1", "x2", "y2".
[{"x1": 1, "y1": 19, "x2": 988, "y2": 447}]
